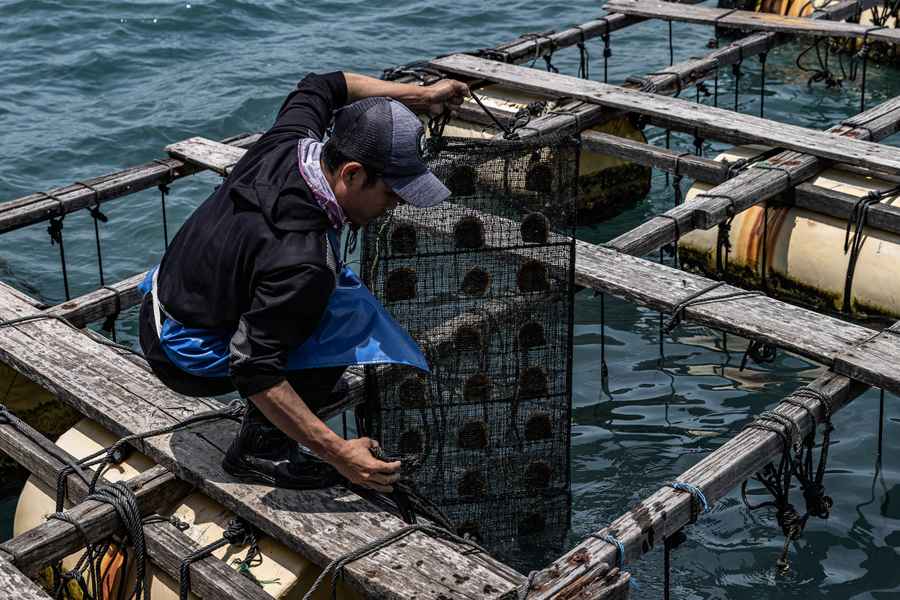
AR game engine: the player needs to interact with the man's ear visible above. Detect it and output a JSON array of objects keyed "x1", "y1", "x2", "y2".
[{"x1": 340, "y1": 161, "x2": 365, "y2": 188}]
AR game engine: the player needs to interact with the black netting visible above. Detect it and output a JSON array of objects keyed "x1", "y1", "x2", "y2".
[{"x1": 362, "y1": 134, "x2": 579, "y2": 562}]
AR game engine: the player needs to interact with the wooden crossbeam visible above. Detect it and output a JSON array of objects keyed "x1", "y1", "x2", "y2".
[
  {"x1": 0, "y1": 288, "x2": 523, "y2": 599},
  {"x1": 608, "y1": 95, "x2": 900, "y2": 256},
  {"x1": 521, "y1": 371, "x2": 867, "y2": 599},
  {"x1": 0, "y1": 407, "x2": 272, "y2": 600},
  {"x1": 166, "y1": 137, "x2": 246, "y2": 176},
  {"x1": 431, "y1": 54, "x2": 900, "y2": 174},
  {"x1": 0, "y1": 133, "x2": 262, "y2": 235},
  {"x1": 606, "y1": 0, "x2": 900, "y2": 44}
]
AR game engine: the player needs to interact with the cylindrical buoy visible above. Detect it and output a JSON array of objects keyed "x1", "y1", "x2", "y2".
[
  {"x1": 678, "y1": 144, "x2": 900, "y2": 319},
  {"x1": 13, "y1": 418, "x2": 360, "y2": 600},
  {"x1": 429, "y1": 84, "x2": 652, "y2": 224}
]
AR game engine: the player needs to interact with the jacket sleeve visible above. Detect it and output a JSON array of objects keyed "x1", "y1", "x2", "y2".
[
  {"x1": 268, "y1": 71, "x2": 349, "y2": 141},
  {"x1": 228, "y1": 264, "x2": 335, "y2": 398}
]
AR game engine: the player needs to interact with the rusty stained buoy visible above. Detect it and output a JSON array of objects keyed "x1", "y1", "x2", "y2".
[
  {"x1": 390, "y1": 224, "x2": 417, "y2": 256},
  {"x1": 454, "y1": 216, "x2": 485, "y2": 249},
  {"x1": 457, "y1": 419, "x2": 489, "y2": 449},
  {"x1": 399, "y1": 429, "x2": 423, "y2": 454},
  {"x1": 525, "y1": 412, "x2": 553, "y2": 441},
  {"x1": 518, "y1": 321, "x2": 546, "y2": 349},
  {"x1": 463, "y1": 373, "x2": 492, "y2": 404},
  {"x1": 385, "y1": 267, "x2": 417, "y2": 302},
  {"x1": 521, "y1": 212, "x2": 551, "y2": 244},
  {"x1": 447, "y1": 164, "x2": 478, "y2": 196},
  {"x1": 519, "y1": 366, "x2": 549, "y2": 399},
  {"x1": 458, "y1": 469, "x2": 488, "y2": 499},
  {"x1": 518, "y1": 511, "x2": 547, "y2": 535},
  {"x1": 517, "y1": 260, "x2": 550, "y2": 293},
  {"x1": 397, "y1": 375, "x2": 428, "y2": 409},
  {"x1": 524, "y1": 460, "x2": 553, "y2": 490},
  {"x1": 461, "y1": 266, "x2": 491, "y2": 297}
]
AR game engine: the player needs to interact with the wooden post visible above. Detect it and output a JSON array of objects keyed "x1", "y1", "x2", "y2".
[{"x1": 0, "y1": 553, "x2": 53, "y2": 600}]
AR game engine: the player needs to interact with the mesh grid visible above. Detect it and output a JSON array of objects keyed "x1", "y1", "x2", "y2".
[{"x1": 362, "y1": 134, "x2": 579, "y2": 561}]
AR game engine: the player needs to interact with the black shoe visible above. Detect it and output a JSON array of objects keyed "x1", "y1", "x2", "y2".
[{"x1": 222, "y1": 403, "x2": 341, "y2": 489}]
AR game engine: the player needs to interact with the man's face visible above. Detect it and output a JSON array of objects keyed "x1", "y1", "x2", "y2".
[{"x1": 335, "y1": 163, "x2": 404, "y2": 227}]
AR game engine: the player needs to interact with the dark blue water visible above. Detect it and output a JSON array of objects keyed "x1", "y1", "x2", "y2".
[{"x1": 2, "y1": 1, "x2": 899, "y2": 597}]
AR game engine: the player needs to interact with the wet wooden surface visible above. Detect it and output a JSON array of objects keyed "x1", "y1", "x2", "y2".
[
  {"x1": 0, "y1": 407, "x2": 271, "y2": 600},
  {"x1": 0, "y1": 553, "x2": 52, "y2": 600},
  {"x1": 606, "y1": 0, "x2": 900, "y2": 44},
  {"x1": 431, "y1": 54, "x2": 900, "y2": 175},
  {"x1": 608, "y1": 95, "x2": 900, "y2": 256},
  {"x1": 0, "y1": 286, "x2": 524, "y2": 600},
  {"x1": 0, "y1": 133, "x2": 261, "y2": 235}
]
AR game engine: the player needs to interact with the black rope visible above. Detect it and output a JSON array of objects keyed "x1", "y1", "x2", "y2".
[
  {"x1": 877, "y1": 388, "x2": 885, "y2": 458},
  {"x1": 709, "y1": 10, "x2": 737, "y2": 50},
  {"x1": 797, "y1": 38, "x2": 843, "y2": 88},
  {"x1": 759, "y1": 52, "x2": 767, "y2": 118},
  {"x1": 842, "y1": 186, "x2": 900, "y2": 313},
  {"x1": 856, "y1": 28, "x2": 884, "y2": 113},
  {"x1": 302, "y1": 524, "x2": 487, "y2": 600},
  {"x1": 180, "y1": 517, "x2": 260, "y2": 600},
  {"x1": 594, "y1": 291, "x2": 610, "y2": 380},
  {"x1": 668, "y1": 20, "x2": 675, "y2": 66},
  {"x1": 469, "y1": 91, "x2": 519, "y2": 139},
  {"x1": 574, "y1": 25, "x2": 590, "y2": 80},
  {"x1": 77, "y1": 182, "x2": 109, "y2": 288},
  {"x1": 40, "y1": 191, "x2": 71, "y2": 301},
  {"x1": 739, "y1": 339, "x2": 778, "y2": 371},
  {"x1": 602, "y1": 31, "x2": 612, "y2": 84},
  {"x1": 100, "y1": 285, "x2": 123, "y2": 342},
  {"x1": 732, "y1": 54, "x2": 742, "y2": 113},
  {"x1": 663, "y1": 281, "x2": 761, "y2": 334},
  {"x1": 152, "y1": 159, "x2": 176, "y2": 249}
]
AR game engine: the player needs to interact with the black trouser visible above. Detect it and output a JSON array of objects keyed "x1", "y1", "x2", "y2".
[{"x1": 138, "y1": 295, "x2": 346, "y2": 412}]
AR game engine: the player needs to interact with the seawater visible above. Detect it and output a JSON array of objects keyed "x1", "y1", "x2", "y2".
[{"x1": 2, "y1": 1, "x2": 899, "y2": 597}]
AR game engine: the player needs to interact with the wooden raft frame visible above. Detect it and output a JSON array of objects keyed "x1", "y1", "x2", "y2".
[{"x1": 1, "y1": 3, "x2": 899, "y2": 598}]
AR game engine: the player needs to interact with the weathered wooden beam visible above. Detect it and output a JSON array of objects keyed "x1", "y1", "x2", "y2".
[
  {"x1": 0, "y1": 553, "x2": 52, "y2": 600},
  {"x1": 477, "y1": 0, "x2": 879, "y2": 142},
  {"x1": 606, "y1": 0, "x2": 900, "y2": 44},
  {"x1": 430, "y1": 54, "x2": 900, "y2": 174},
  {"x1": 0, "y1": 407, "x2": 272, "y2": 600},
  {"x1": 607, "y1": 95, "x2": 900, "y2": 256},
  {"x1": 833, "y1": 322, "x2": 900, "y2": 396},
  {"x1": 520, "y1": 371, "x2": 867, "y2": 599},
  {"x1": 1, "y1": 465, "x2": 189, "y2": 577},
  {"x1": 0, "y1": 286, "x2": 524, "y2": 599},
  {"x1": 44, "y1": 272, "x2": 145, "y2": 328},
  {"x1": 0, "y1": 133, "x2": 262, "y2": 235},
  {"x1": 793, "y1": 183, "x2": 900, "y2": 237}
]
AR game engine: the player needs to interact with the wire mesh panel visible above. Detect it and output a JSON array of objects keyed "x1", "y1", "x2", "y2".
[{"x1": 362, "y1": 134, "x2": 579, "y2": 562}]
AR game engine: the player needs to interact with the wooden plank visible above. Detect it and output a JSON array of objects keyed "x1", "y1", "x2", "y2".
[
  {"x1": 166, "y1": 137, "x2": 246, "y2": 176},
  {"x1": 605, "y1": 0, "x2": 900, "y2": 44},
  {"x1": 501, "y1": 0, "x2": 878, "y2": 140},
  {"x1": 608, "y1": 95, "x2": 900, "y2": 256},
  {"x1": 1, "y1": 465, "x2": 190, "y2": 577},
  {"x1": 794, "y1": 183, "x2": 900, "y2": 237},
  {"x1": 0, "y1": 133, "x2": 261, "y2": 235},
  {"x1": 430, "y1": 54, "x2": 900, "y2": 174},
  {"x1": 520, "y1": 371, "x2": 867, "y2": 599},
  {"x1": 0, "y1": 407, "x2": 272, "y2": 600},
  {"x1": 45, "y1": 272, "x2": 146, "y2": 328},
  {"x1": 0, "y1": 289, "x2": 523, "y2": 599},
  {"x1": 0, "y1": 553, "x2": 52, "y2": 600},
  {"x1": 833, "y1": 323, "x2": 900, "y2": 396}
]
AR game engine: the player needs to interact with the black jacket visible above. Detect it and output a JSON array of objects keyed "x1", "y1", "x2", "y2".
[{"x1": 140, "y1": 72, "x2": 349, "y2": 397}]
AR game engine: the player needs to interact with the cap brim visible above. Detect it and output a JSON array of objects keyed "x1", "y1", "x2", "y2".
[{"x1": 384, "y1": 170, "x2": 450, "y2": 208}]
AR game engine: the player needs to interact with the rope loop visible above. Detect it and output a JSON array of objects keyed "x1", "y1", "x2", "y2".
[{"x1": 669, "y1": 481, "x2": 710, "y2": 523}]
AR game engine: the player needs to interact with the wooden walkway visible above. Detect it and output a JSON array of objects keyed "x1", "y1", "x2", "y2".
[
  {"x1": 606, "y1": 0, "x2": 900, "y2": 44},
  {"x1": 431, "y1": 53, "x2": 900, "y2": 174},
  {"x1": 0, "y1": 283, "x2": 524, "y2": 599}
]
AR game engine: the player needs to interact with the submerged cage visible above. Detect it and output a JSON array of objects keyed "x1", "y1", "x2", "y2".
[{"x1": 362, "y1": 134, "x2": 579, "y2": 561}]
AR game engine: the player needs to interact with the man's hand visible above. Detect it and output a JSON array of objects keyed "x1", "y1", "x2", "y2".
[
  {"x1": 423, "y1": 79, "x2": 469, "y2": 116},
  {"x1": 331, "y1": 437, "x2": 401, "y2": 493}
]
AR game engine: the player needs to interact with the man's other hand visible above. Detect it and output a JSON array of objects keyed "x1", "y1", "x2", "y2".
[
  {"x1": 332, "y1": 437, "x2": 401, "y2": 492},
  {"x1": 424, "y1": 79, "x2": 469, "y2": 116}
]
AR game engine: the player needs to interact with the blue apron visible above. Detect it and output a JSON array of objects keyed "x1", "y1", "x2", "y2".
[{"x1": 139, "y1": 230, "x2": 429, "y2": 378}]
